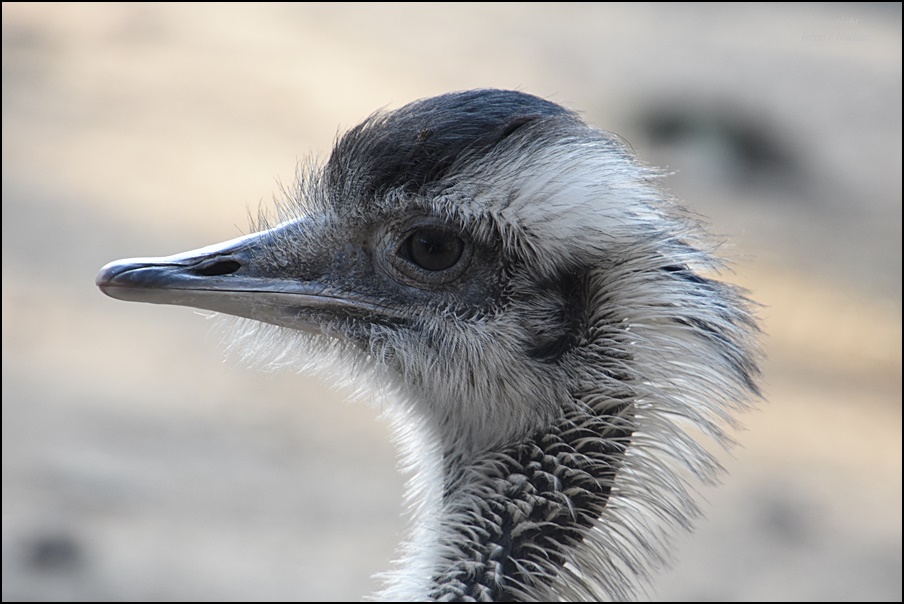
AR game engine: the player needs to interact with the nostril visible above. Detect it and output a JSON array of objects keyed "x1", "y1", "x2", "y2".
[{"x1": 192, "y1": 259, "x2": 242, "y2": 277}]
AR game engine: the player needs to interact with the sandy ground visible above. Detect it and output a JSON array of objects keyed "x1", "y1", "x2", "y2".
[{"x1": 2, "y1": 3, "x2": 901, "y2": 601}]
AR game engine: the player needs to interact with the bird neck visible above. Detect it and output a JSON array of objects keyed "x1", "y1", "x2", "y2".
[{"x1": 385, "y1": 395, "x2": 634, "y2": 601}]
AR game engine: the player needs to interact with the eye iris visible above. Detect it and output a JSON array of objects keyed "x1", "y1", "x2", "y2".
[{"x1": 407, "y1": 228, "x2": 464, "y2": 271}]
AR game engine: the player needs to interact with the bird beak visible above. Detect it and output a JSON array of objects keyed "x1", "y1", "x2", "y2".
[{"x1": 96, "y1": 226, "x2": 386, "y2": 333}]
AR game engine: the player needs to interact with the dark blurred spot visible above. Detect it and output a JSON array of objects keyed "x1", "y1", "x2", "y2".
[
  {"x1": 25, "y1": 533, "x2": 83, "y2": 572},
  {"x1": 759, "y1": 494, "x2": 816, "y2": 547},
  {"x1": 636, "y1": 102, "x2": 802, "y2": 192}
]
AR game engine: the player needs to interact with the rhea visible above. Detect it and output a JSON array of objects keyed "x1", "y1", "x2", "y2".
[{"x1": 97, "y1": 90, "x2": 759, "y2": 601}]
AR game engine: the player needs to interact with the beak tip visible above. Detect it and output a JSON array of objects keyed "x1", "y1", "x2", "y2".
[
  {"x1": 96, "y1": 260, "x2": 119, "y2": 289},
  {"x1": 96, "y1": 260, "x2": 133, "y2": 301}
]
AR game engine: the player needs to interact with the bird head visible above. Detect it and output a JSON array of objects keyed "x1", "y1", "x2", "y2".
[{"x1": 98, "y1": 89, "x2": 757, "y2": 463}]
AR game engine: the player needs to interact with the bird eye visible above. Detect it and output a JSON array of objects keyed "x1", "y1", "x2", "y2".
[
  {"x1": 403, "y1": 227, "x2": 465, "y2": 272},
  {"x1": 385, "y1": 222, "x2": 471, "y2": 286}
]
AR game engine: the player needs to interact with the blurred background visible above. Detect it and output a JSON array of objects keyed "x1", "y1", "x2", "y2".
[{"x1": 2, "y1": 3, "x2": 900, "y2": 601}]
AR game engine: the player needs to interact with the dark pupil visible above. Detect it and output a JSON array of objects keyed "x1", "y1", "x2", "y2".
[{"x1": 406, "y1": 228, "x2": 464, "y2": 271}]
